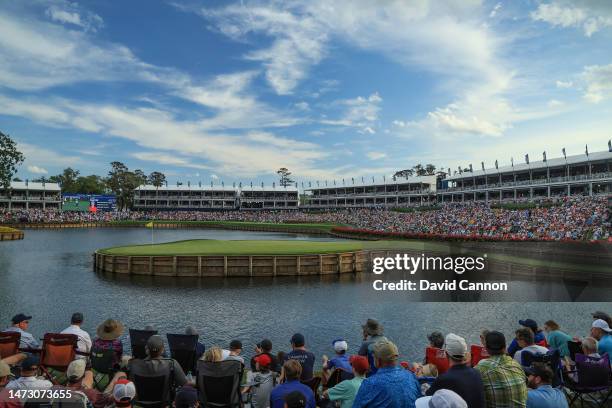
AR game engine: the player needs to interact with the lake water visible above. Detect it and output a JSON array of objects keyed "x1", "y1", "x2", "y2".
[{"x1": 0, "y1": 228, "x2": 610, "y2": 366}]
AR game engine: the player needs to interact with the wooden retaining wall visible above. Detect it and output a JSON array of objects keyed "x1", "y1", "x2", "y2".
[
  {"x1": 0, "y1": 230, "x2": 24, "y2": 241},
  {"x1": 93, "y1": 251, "x2": 368, "y2": 277}
]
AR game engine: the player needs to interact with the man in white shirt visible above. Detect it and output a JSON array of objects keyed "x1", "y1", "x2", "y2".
[
  {"x1": 61, "y1": 312, "x2": 92, "y2": 359},
  {"x1": 4, "y1": 313, "x2": 39, "y2": 349},
  {"x1": 513, "y1": 328, "x2": 548, "y2": 367},
  {"x1": 5, "y1": 355, "x2": 52, "y2": 390}
]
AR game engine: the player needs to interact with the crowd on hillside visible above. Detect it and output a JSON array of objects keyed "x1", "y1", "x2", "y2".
[
  {"x1": 0, "y1": 196, "x2": 609, "y2": 241},
  {"x1": 2, "y1": 311, "x2": 612, "y2": 408}
]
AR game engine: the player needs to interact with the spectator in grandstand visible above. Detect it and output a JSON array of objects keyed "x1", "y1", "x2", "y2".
[
  {"x1": 285, "y1": 334, "x2": 315, "y2": 381},
  {"x1": 270, "y1": 360, "x2": 315, "y2": 408},
  {"x1": 593, "y1": 311, "x2": 612, "y2": 327},
  {"x1": 358, "y1": 319, "x2": 387, "y2": 375},
  {"x1": 202, "y1": 346, "x2": 223, "y2": 362},
  {"x1": 542, "y1": 320, "x2": 571, "y2": 363},
  {"x1": 185, "y1": 326, "x2": 205, "y2": 360},
  {"x1": 174, "y1": 386, "x2": 199, "y2": 408},
  {"x1": 61, "y1": 312, "x2": 92, "y2": 360},
  {"x1": 5, "y1": 355, "x2": 52, "y2": 390},
  {"x1": 353, "y1": 340, "x2": 421, "y2": 408},
  {"x1": 426, "y1": 334, "x2": 485, "y2": 408},
  {"x1": 93, "y1": 319, "x2": 124, "y2": 368},
  {"x1": 427, "y1": 331, "x2": 445, "y2": 349},
  {"x1": 513, "y1": 328, "x2": 549, "y2": 367},
  {"x1": 590, "y1": 319, "x2": 612, "y2": 355},
  {"x1": 322, "y1": 355, "x2": 368, "y2": 408},
  {"x1": 223, "y1": 340, "x2": 245, "y2": 364},
  {"x1": 0, "y1": 361, "x2": 21, "y2": 408},
  {"x1": 525, "y1": 363, "x2": 568, "y2": 408},
  {"x1": 321, "y1": 338, "x2": 351, "y2": 382},
  {"x1": 111, "y1": 379, "x2": 136, "y2": 408},
  {"x1": 284, "y1": 391, "x2": 308, "y2": 408},
  {"x1": 580, "y1": 337, "x2": 600, "y2": 358},
  {"x1": 63, "y1": 359, "x2": 125, "y2": 408},
  {"x1": 507, "y1": 319, "x2": 546, "y2": 358},
  {"x1": 251, "y1": 339, "x2": 279, "y2": 373},
  {"x1": 416, "y1": 389, "x2": 468, "y2": 408},
  {"x1": 128, "y1": 335, "x2": 188, "y2": 401},
  {"x1": 4, "y1": 314, "x2": 39, "y2": 350},
  {"x1": 475, "y1": 331, "x2": 527, "y2": 408},
  {"x1": 242, "y1": 354, "x2": 275, "y2": 408}
]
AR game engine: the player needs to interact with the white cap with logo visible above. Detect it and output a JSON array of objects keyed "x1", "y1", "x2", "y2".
[{"x1": 593, "y1": 319, "x2": 612, "y2": 333}]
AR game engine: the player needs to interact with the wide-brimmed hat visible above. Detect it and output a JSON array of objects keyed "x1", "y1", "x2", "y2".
[
  {"x1": 362, "y1": 319, "x2": 383, "y2": 336},
  {"x1": 97, "y1": 319, "x2": 124, "y2": 340}
]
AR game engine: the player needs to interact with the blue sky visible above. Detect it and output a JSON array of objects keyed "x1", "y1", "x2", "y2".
[{"x1": 0, "y1": 0, "x2": 611, "y2": 185}]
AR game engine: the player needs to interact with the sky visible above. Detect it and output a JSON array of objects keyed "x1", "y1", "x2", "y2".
[{"x1": 0, "y1": 0, "x2": 611, "y2": 186}]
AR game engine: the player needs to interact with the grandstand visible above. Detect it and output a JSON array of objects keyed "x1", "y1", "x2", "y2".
[
  {"x1": 240, "y1": 185, "x2": 298, "y2": 209},
  {"x1": 0, "y1": 181, "x2": 61, "y2": 210}
]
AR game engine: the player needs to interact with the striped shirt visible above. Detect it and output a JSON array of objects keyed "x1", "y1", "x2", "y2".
[{"x1": 475, "y1": 354, "x2": 527, "y2": 408}]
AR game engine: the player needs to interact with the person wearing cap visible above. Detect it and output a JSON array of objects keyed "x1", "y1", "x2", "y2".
[
  {"x1": 251, "y1": 339, "x2": 280, "y2": 373},
  {"x1": 357, "y1": 319, "x2": 388, "y2": 376},
  {"x1": 4, "y1": 314, "x2": 39, "y2": 350},
  {"x1": 322, "y1": 355, "x2": 368, "y2": 408},
  {"x1": 242, "y1": 354, "x2": 276, "y2": 408},
  {"x1": 223, "y1": 340, "x2": 245, "y2": 364},
  {"x1": 591, "y1": 318, "x2": 612, "y2": 355},
  {"x1": 592, "y1": 311, "x2": 612, "y2": 327},
  {"x1": 415, "y1": 389, "x2": 468, "y2": 408},
  {"x1": 270, "y1": 360, "x2": 315, "y2": 408},
  {"x1": 0, "y1": 361, "x2": 21, "y2": 408},
  {"x1": 128, "y1": 335, "x2": 188, "y2": 403},
  {"x1": 507, "y1": 319, "x2": 546, "y2": 358},
  {"x1": 5, "y1": 355, "x2": 52, "y2": 390},
  {"x1": 284, "y1": 334, "x2": 315, "y2": 381},
  {"x1": 174, "y1": 385, "x2": 200, "y2": 408},
  {"x1": 425, "y1": 334, "x2": 485, "y2": 408},
  {"x1": 93, "y1": 319, "x2": 124, "y2": 367},
  {"x1": 474, "y1": 331, "x2": 527, "y2": 408},
  {"x1": 525, "y1": 363, "x2": 568, "y2": 408},
  {"x1": 353, "y1": 340, "x2": 420, "y2": 408},
  {"x1": 185, "y1": 327, "x2": 205, "y2": 361},
  {"x1": 513, "y1": 328, "x2": 548, "y2": 367},
  {"x1": 60, "y1": 312, "x2": 92, "y2": 360},
  {"x1": 62, "y1": 359, "x2": 126, "y2": 408},
  {"x1": 111, "y1": 379, "x2": 136, "y2": 408},
  {"x1": 322, "y1": 338, "x2": 351, "y2": 383}
]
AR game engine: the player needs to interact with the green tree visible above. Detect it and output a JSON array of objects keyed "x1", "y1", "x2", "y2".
[
  {"x1": 277, "y1": 167, "x2": 294, "y2": 187},
  {"x1": 52, "y1": 167, "x2": 80, "y2": 193},
  {"x1": 148, "y1": 171, "x2": 166, "y2": 187},
  {"x1": 0, "y1": 131, "x2": 25, "y2": 191},
  {"x1": 413, "y1": 164, "x2": 426, "y2": 176},
  {"x1": 393, "y1": 169, "x2": 414, "y2": 179},
  {"x1": 105, "y1": 162, "x2": 144, "y2": 210},
  {"x1": 425, "y1": 164, "x2": 436, "y2": 175},
  {"x1": 75, "y1": 175, "x2": 106, "y2": 194}
]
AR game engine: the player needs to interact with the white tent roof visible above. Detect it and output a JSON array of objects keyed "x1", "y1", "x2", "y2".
[{"x1": 8, "y1": 181, "x2": 61, "y2": 191}]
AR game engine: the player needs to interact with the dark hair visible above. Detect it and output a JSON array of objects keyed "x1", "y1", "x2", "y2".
[
  {"x1": 427, "y1": 331, "x2": 444, "y2": 349},
  {"x1": 71, "y1": 312, "x2": 84, "y2": 325},
  {"x1": 260, "y1": 339, "x2": 272, "y2": 352},
  {"x1": 516, "y1": 327, "x2": 535, "y2": 345},
  {"x1": 229, "y1": 340, "x2": 242, "y2": 350},
  {"x1": 529, "y1": 363, "x2": 553, "y2": 383},
  {"x1": 283, "y1": 360, "x2": 302, "y2": 381},
  {"x1": 284, "y1": 391, "x2": 307, "y2": 408}
]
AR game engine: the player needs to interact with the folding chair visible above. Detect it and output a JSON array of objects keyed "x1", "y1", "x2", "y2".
[
  {"x1": 166, "y1": 333, "x2": 198, "y2": 374},
  {"x1": 567, "y1": 340, "x2": 582, "y2": 362},
  {"x1": 564, "y1": 353, "x2": 612, "y2": 407},
  {"x1": 522, "y1": 348, "x2": 563, "y2": 387},
  {"x1": 425, "y1": 347, "x2": 449, "y2": 375},
  {"x1": 90, "y1": 346, "x2": 117, "y2": 391},
  {"x1": 130, "y1": 358, "x2": 176, "y2": 408},
  {"x1": 0, "y1": 331, "x2": 21, "y2": 359},
  {"x1": 470, "y1": 345, "x2": 489, "y2": 367},
  {"x1": 196, "y1": 359, "x2": 242, "y2": 408},
  {"x1": 129, "y1": 329, "x2": 158, "y2": 359},
  {"x1": 39, "y1": 333, "x2": 78, "y2": 384},
  {"x1": 324, "y1": 368, "x2": 353, "y2": 389}
]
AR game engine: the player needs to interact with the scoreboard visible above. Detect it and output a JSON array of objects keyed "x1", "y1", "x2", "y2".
[{"x1": 62, "y1": 194, "x2": 117, "y2": 212}]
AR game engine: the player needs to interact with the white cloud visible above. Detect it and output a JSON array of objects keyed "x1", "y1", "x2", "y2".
[
  {"x1": 392, "y1": 120, "x2": 406, "y2": 127},
  {"x1": 45, "y1": 1, "x2": 104, "y2": 32},
  {"x1": 210, "y1": 174, "x2": 219, "y2": 180},
  {"x1": 556, "y1": 80, "x2": 573, "y2": 88},
  {"x1": 426, "y1": 105, "x2": 508, "y2": 137},
  {"x1": 531, "y1": 2, "x2": 612, "y2": 37},
  {"x1": 131, "y1": 152, "x2": 212, "y2": 170},
  {"x1": 548, "y1": 99, "x2": 564, "y2": 107},
  {"x1": 581, "y1": 63, "x2": 612, "y2": 103},
  {"x1": 294, "y1": 101, "x2": 310, "y2": 110},
  {"x1": 27, "y1": 165, "x2": 48, "y2": 174},
  {"x1": 489, "y1": 3, "x2": 501, "y2": 18},
  {"x1": 367, "y1": 152, "x2": 387, "y2": 160},
  {"x1": 322, "y1": 92, "x2": 382, "y2": 133}
]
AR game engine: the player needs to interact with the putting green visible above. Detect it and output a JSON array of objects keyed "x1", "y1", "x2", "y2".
[
  {"x1": 99, "y1": 239, "x2": 365, "y2": 256},
  {"x1": 0, "y1": 226, "x2": 20, "y2": 233}
]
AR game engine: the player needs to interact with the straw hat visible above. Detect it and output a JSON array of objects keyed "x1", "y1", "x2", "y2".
[{"x1": 97, "y1": 319, "x2": 124, "y2": 340}]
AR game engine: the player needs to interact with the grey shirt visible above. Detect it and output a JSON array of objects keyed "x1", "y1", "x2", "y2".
[
  {"x1": 246, "y1": 371, "x2": 275, "y2": 408},
  {"x1": 128, "y1": 357, "x2": 188, "y2": 400}
]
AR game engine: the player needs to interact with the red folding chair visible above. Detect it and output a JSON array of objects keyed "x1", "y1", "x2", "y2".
[
  {"x1": 0, "y1": 331, "x2": 21, "y2": 359},
  {"x1": 39, "y1": 333, "x2": 78, "y2": 384},
  {"x1": 425, "y1": 347, "x2": 449, "y2": 374},
  {"x1": 470, "y1": 345, "x2": 490, "y2": 367}
]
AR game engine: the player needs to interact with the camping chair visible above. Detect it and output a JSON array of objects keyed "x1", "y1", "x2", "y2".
[
  {"x1": 425, "y1": 347, "x2": 449, "y2": 375},
  {"x1": 324, "y1": 368, "x2": 353, "y2": 389},
  {"x1": 39, "y1": 333, "x2": 78, "y2": 384},
  {"x1": 90, "y1": 346, "x2": 117, "y2": 391},
  {"x1": 130, "y1": 358, "x2": 176, "y2": 408},
  {"x1": 564, "y1": 353, "x2": 612, "y2": 407},
  {"x1": 129, "y1": 329, "x2": 158, "y2": 359},
  {"x1": 567, "y1": 340, "x2": 582, "y2": 362},
  {"x1": 166, "y1": 333, "x2": 198, "y2": 374},
  {"x1": 521, "y1": 348, "x2": 563, "y2": 387},
  {"x1": 196, "y1": 359, "x2": 242, "y2": 408},
  {"x1": 0, "y1": 331, "x2": 21, "y2": 359},
  {"x1": 470, "y1": 345, "x2": 489, "y2": 367}
]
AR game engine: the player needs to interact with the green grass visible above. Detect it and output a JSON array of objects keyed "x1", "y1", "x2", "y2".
[
  {"x1": 0, "y1": 226, "x2": 20, "y2": 233},
  {"x1": 108, "y1": 220, "x2": 339, "y2": 232},
  {"x1": 99, "y1": 239, "x2": 364, "y2": 256}
]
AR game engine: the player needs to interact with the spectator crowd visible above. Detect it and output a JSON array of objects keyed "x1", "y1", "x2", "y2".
[{"x1": 2, "y1": 310, "x2": 612, "y2": 408}]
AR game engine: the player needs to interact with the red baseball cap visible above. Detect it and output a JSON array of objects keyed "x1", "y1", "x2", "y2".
[
  {"x1": 255, "y1": 353, "x2": 272, "y2": 368},
  {"x1": 349, "y1": 355, "x2": 369, "y2": 375}
]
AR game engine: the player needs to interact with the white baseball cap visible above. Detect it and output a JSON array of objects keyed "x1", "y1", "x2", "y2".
[
  {"x1": 416, "y1": 390, "x2": 467, "y2": 408},
  {"x1": 333, "y1": 339, "x2": 348, "y2": 352},
  {"x1": 593, "y1": 319, "x2": 612, "y2": 333},
  {"x1": 444, "y1": 333, "x2": 467, "y2": 359},
  {"x1": 113, "y1": 379, "x2": 136, "y2": 402}
]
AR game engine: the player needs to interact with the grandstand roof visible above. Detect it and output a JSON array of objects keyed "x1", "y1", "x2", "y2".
[
  {"x1": 446, "y1": 150, "x2": 612, "y2": 181},
  {"x1": 136, "y1": 184, "x2": 237, "y2": 192},
  {"x1": 303, "y1": 175, "x2": 437, "y2": 190},
  {"x1": 240, "y1": 185, "x2": 298, "y2": 192},
  {"x1": 8, "y1": 181, "x2": 61, "y2": 191}
]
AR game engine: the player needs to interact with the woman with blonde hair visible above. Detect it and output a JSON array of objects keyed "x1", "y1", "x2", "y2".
[{"x1": 202, "y1": 346, "x2": 223, "y2": 362}]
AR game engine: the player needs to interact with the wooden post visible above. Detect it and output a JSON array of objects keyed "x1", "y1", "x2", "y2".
[
  {"x1": 224, "y1": 256, "x2": 228, "y2": 277},
  {"x1": 319, "y1": 254, "x2": 324, "y2": 274},
  {"x1": 127, "y1": 257, "x2": 132, "y2": 274},
  {"x1": 249, "y1": 256, "x2": 253, "y2": 277},
  {"x1": 273, "y1": 257, "x2": 277, "y2": 277},
  {"x1": 111, "y1": 256, "x2": 116, "y2": 273},
  {"x1": 149, "y1": 257, "x2": 153, "y2": 275},
  {"x1": 173, "y1": 256, "x2": 178, "y2": 276},
  {"x1": 296, "y1": 256, "x2": 301, "y2": 275},
  {"x1": 198, "y1": 256, "x2": 202, "y2": 277},
  {"x1": 337, "y1": 253, "x2": 342, "y2": 274}
]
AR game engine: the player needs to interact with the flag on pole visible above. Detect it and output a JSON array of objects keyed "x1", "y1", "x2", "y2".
[{"x1": 145, "y1": 221, "x2": 154, "y2": 228}]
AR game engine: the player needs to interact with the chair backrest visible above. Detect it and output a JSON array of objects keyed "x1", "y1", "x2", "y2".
[
  {"x1": 196, "y1": 359, "x2": 242, "y2": 408},
  {"x1": 166, "y1": 334, "x2": 198, "y2": 374},
  {"x1": 521, "y1": 348, "x2": 563, "y2": 387},
  {"x1": 325, "y1": 368, "x2": 354, "y2": 389},
  {"x1": 575, "y1": 353, "x2": 611, "y2": 388},
  {"x1": 0, "y1": 331, "x2": 21, "y2": 359},
  {"x1": 425, "y1": 347, "x2": 449, "y2": 374},
  {"x1": 567, "y1": 340, "x2": 582, "y2": 362},
  {"x1": 129, "y1": 329, "x2": 158, "y2": 359},
  {"x1": 470, "y1": 345, "x2": 489, "y2": 367},
  {"x1": 41, "y1": 333, "x2": 77, "y2": 370},
  {"x1": 133, "y1": 374, "x2": 167, "y2": 408},
  {"x1": 90, "y1": 347, "x2": 116, "y2": 374}
]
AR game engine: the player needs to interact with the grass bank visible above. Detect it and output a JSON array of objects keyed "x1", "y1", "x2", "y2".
[
  {"x1": 0, "y1": 226, "x2": 20, "y2": 233},
  {"x1": 108, "y1": 220, "x2": 339, "y2": 233}
]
